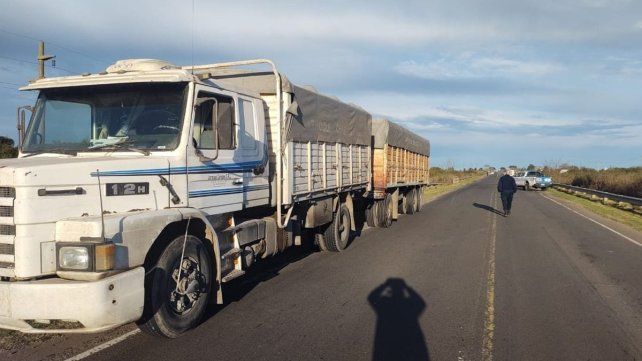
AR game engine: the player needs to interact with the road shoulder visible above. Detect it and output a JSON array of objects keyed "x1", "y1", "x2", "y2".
[{"x1": 543, "y1": 189, "x2": 642, "y2": 246}]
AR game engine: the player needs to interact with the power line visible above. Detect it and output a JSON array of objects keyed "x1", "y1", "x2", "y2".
[
  {"x1": 0, "y1": 55, "x2": 75, "y2": 74},
  {"x1": 0, "y1": 81, "x2": 21, "y2": 86},
  {"x1": 0, "y1": 28, "x2": 108, "y2": 65}
]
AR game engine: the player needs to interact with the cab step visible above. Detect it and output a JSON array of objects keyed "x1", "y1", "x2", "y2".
[
  {"x1": 221, "y1": 247, "x2": 242, "y2": 259},
  {"x1": 222, "y1": 269, "x2": 245, "y2": 282}
]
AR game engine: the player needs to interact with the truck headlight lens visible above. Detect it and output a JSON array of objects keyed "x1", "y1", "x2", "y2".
[
  {"x1": 56, "y1": 242, "x2": 115, "y2": 272},
  {"x1": 58, "y1": 247, "x2": 90, "y2": 270}
]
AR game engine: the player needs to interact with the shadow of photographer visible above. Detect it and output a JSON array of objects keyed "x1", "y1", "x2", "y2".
[{"x1": 368, "y1": 278, "x2": 430, "y2": 361}]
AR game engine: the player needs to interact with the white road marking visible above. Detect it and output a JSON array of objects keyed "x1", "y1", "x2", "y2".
[
  {"x1": 481, "y1": 192, "x2": 497, "y2": 361},
  {"x1": 541, "y1": 194, "x2": 642, "y2": 248},
  {"x1": 64, "y1": 329, "x2": 140, "y2": 361}
]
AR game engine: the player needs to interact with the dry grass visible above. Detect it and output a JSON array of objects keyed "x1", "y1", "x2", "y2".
[
  {"x1": 547, "y1": 167, "x2": 642, "y2": 198},
  {"x1": 423, "y1": 174, "x2": 484, "y2": 202},
  {"x1": 547, "y1": 188, "x2": 642, "y2": 232},
  {"x1": 430, "y1": 167, "x2": 486, "y2": 184}
]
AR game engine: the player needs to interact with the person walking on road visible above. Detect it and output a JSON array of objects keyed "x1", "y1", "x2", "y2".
[{"x1": 497, "y1": 172, "x2": 517, "y2": 216}]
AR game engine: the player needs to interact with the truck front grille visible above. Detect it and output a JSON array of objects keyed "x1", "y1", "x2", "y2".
[
  {"x1": 0, "y1": 187, "x2": 15, "y2": 198},
  {"x1": 0, "y1": 224, "x2": 15, "y2": 235},
  {"x1": 0, "y1": 206, "x2": 13, "y2": 217},
  {"x1": 0, "y1": 243, "x2": 13, "y2": 255},
  {"x1": 0, "y1": 262, "x2": 14, "y2": 269}
]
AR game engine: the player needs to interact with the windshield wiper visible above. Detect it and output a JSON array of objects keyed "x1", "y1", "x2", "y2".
[
  {"x1": 88, "y1": 139, "x2": 150, "y2": 156},
  {"x1": 22, "y1": 148, "x2": 76, "y2": 158}
]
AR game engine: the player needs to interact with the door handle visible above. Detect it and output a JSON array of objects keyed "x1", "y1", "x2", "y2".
[{"x1": 232, "y1": 178, "x2": 243, "y2": 185}]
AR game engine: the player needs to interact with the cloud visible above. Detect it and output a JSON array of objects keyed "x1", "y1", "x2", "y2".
[
  {"x1": 394, "y1": 54, "x2": 563, "y2": 80},
  {"x1": 1, "y1": 0, "x2": 642, "y2": 167}
]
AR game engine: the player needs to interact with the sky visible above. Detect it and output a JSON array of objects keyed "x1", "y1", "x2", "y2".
[{"x1": 1, "y1": 0, "x2": 641, "y2": 169}]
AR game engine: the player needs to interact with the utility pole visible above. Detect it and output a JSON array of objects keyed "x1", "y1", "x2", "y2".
[{"x1": 36, "y1": 41, "x2": 55, "y2": 80}]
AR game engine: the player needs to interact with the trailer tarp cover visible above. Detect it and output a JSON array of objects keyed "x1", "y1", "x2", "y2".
[
  {"x1": 372, "y1": 118, "x2": 430, "y2": 156},
  {"x1": 285, "y1": 85, "x2": 371, "y2": 145},
  {"x1": 209, "y1": 70, "x2": 372, "y2": 146}
]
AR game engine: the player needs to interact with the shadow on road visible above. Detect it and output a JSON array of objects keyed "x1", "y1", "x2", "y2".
[
  {"x1": 473, "y1": 202, "x2": 504, "y2": 216},
  {"x1": 200, "y1": 204, "x2": 372, "y2": 326},
  {"x1": 368, "y1": 278, "x2": 430, "y2": 361},
  {"x1": 202, "y1": 237, "x2": 317, "y2": 321}
]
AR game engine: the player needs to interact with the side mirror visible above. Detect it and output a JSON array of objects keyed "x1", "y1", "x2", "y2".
[
  {"x1": 16, "y1": 105, "x2": 32, "y2": 148},
  {"x1": 193, "y1": 97, "x2": 219, "y2": 162}
]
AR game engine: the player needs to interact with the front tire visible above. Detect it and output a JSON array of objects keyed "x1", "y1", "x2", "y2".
[
  {"x1": 525, "y1": 182, "x2": 531, "y2": 191},
  {"x1": 140, "y1": 234, "x2": 213, "y2": 338}
]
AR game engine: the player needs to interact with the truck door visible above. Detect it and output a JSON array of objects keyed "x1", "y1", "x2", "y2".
[
  {"x1": 187, "y1": 87, "x2": 244, "y2": 213},
  {"x1": 236, "y1": 96, "x2": 269, "y2": 207}
]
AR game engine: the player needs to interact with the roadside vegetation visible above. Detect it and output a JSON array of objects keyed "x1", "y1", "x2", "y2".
[
  {"x1": 430, "y1": 167, "x2": 486, "y2": 184},
  {"x1": 543, "y1": 166, "x2": 642, "y2": 198},
  {"x1": 0, "y1": 136, "x2": 18, "y2": 159},
  {"x1": 547, "y1": 188, "x2": 642, "y2": 233},
  {"x1": 424, "y1": 168, "x2": 487, "y2": 202}
]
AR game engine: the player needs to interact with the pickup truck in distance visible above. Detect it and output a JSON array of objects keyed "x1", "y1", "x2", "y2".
[{"x1": 514, "y1": 171, "x2": 553, "y2": 191}]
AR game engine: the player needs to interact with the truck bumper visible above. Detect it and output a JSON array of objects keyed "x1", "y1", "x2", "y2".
[{"x1": 0, "y1": 267, "x2": 144, "y2": 333}]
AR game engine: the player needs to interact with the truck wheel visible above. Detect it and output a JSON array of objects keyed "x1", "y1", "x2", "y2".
[
  {"x1": 405, "y1": 189, "x2": 416, "y2": 215},
  {"x1": 140, "y1": 234, "x2": 213, "y2": 338},
  {"x1": 381, "y1": 194, "x2": 393, "y2": 228},
  {"x1": 415, "y1": 187, "x2": 423, "y2": 212},
  {"x1": 365, "y1": 202, "x2": 376, "y2": 228},
  {"x1": 319, "y1": 204, "x2": 352, "y2": 252},
  {"x1": 525, "y1": 182, "x2": 530, "y2": 191}
]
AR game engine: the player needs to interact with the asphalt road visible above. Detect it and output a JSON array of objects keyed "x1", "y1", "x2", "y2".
[{"x1": 10, "y1": 176, "x2": 642, "y2": 360}]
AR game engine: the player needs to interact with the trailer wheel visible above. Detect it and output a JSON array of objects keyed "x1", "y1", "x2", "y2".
[
  {"x1": 140, "y1": 234, "x2": 213, "y2": 338},
  {"x1": 405, "y1": 189, "x2": 416, "y2": 215},
  {"x1": 319, "y1": 204, "x2": 352, "y2": 252},
  {"x1": 314, "y1": 232, "x2": 328, "y2": 251},
  {"x1": 365, "y1": 202, "x2": 376, "y2": 228},
  {"x1": 415, "y1": 187, "x2": 423, "y2": 212},
  {"x1": 381, "y1": 194, "x2": 393, "y2": 228}
]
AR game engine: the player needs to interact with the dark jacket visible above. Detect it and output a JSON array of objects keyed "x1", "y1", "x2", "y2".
[{"x1": 497, "y1": 175, "x2": 517, "y2": 193}]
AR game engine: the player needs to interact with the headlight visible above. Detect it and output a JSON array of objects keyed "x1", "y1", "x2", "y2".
[
  {"x1": 56, "y1": 242, "x2": 115, "y2": 272},
  {"x1": 59, "y1": 247, "x2": 90, "y2": 270}
]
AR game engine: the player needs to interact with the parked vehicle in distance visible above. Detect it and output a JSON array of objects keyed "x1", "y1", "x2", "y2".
[
  {"x1": 0, "y1": 58, "x2": 430, "y2": 338},
  {"x1": 514, "y1": 171, "x2": 553, "y2": 190}
]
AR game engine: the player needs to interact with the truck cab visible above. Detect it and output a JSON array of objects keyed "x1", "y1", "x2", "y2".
[{"x1": 0, "y1": 59, "x2": 270, "y2": 336}]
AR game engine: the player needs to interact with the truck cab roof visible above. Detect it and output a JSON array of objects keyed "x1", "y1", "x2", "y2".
[{"x1": 20, "y1": 59, "x2": 262, "y2": 99}]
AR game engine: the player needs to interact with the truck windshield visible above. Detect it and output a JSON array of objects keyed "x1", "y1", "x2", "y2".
[{"x1": 23, "y1": 82, "x2": 188, "y2": 154}]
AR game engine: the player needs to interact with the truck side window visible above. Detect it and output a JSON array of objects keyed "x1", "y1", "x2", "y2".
[{"x1": 194, "y1": 93, "x2": 235, "y2": 150}]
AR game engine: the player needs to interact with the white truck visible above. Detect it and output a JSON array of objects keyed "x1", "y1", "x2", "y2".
[{"x1": 0, "y1": 59, "x2": 430, "y2": 337}]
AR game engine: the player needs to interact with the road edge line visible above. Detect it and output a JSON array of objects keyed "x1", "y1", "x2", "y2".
[
  {"x1": 541, "y1": 194, "x2": 642, "y2": 248},
  {"x1": 481, "y1": 192, "x2": 497, "y2": 361},
  {"x1": 64, "y1": 329, "x2": 141, "y2": 361}
]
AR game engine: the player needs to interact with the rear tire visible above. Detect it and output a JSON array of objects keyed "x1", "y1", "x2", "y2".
[
  {"x1": 525, "y1": 182, "x2": 531, "y2": 191},
  {"x1": 140, "y1": 234, "x2": 213, "y2": 338},
  {"x1": 365, "y1": 202, "x2": 376, "y2": 228},
  {"x1": 381, "y1": 194, "x2": 393, "y2": 228},
  {"x1": 415, "y1": 187, "x2": 423, "y2": 212},
  {"x1": 319, "y1": 204, "x2": 352, "y2": 252},
  {"x1": 405, "y1": 189, "x2": 416, "y2": 215}
]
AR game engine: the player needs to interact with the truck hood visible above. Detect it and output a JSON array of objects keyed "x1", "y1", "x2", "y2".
[{"x1": 0, "y1": 155, "x2": 180, "y2": 225}]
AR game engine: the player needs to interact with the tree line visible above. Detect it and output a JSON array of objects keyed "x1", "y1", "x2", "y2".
[{"x1": 0, "y1": 136, "x2": 18, "y2": 158}]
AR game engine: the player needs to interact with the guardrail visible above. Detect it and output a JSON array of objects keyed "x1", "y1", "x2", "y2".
[{"x1": 553, "y1": 183, "x2": 642, "y2": 211}]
